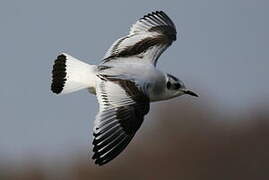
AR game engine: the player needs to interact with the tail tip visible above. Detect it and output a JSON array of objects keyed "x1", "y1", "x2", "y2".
[{"x1": 51, "y1": 54, "x2": 67, "y2": 94}]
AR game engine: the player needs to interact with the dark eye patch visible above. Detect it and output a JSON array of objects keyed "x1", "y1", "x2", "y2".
[{"x1": 167, "y1": 81, "x2": 171, "y2": 89}]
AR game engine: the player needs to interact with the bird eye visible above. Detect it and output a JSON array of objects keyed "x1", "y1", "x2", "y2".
[{"x1": 167, "y1": 81, "x2": 171, "y2": 89}]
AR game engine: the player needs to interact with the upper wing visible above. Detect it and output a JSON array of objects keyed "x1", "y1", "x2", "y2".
[
  {"x1": 92, "y1": 76, "x2": 150, "y2": 165},
  {"x1": 103, "y1": 11, "x2": 177, "y2": 66}
]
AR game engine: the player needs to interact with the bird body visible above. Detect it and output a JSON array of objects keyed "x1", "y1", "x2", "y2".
[
  {"x1": 51, "y1": 11, "x2": 198, "y2": 165},
  {"x1": 98, "y1": 61, "x2": 168, "y2": 101}
]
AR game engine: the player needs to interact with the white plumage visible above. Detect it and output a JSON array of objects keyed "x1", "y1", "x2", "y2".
[{"x1": 51, "y1": 11, "x2": 198, "y2": 166}]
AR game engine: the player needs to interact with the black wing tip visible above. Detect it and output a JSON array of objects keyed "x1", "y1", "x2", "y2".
[
  {"x1": 142, "y1": 10, "x2": 166, "y2": 18},
  {"x1": 51, "y1": 54, "x2": 67, "y2": 94},
  {"x1": 92, "y1": 144, "x2": 128, "y2": 166},
  {"x1": 141, "y1": 11, "x2": 177, "y2": 41},
  {"x1": 142, "y1": 10, "x2": 173, "y2": 23},
  {"x1": 93, "y1": 156, "x2": 108, "y2": 166},
  {"x1": 92, "y1": 147, "x2": 113, "y2": 166},
  {"x1": 92, "y1": 153, "x2": 107, "y2": 166},
  {"x1": 91, "y1": 133, "x2": 133, "y2": 166}
]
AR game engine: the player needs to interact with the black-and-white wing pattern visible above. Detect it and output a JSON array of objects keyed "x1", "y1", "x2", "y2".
[
  {"x1": 103, "y1": 11, "x2": 177, "y2": 66},
  {"x1": 92, "y1": 76, "x2": 150, "y2": 165}
]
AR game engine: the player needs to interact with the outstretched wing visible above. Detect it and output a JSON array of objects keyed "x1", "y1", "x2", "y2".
[
  {"x1": 103, "y1": 11, "x2": 177, "y2": 66},
  {"x1": 92, "y1": 76, "x2": 150, "y2": 165}
]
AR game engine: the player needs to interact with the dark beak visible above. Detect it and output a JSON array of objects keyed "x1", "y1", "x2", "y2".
[{"x1": 184, "y1": 90, "x2": 199, "y2": 97}]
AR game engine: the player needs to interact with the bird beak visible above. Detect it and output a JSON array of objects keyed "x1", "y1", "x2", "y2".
[{"x1": 183, "y1": 90, "x2": 199, "y2": 97}]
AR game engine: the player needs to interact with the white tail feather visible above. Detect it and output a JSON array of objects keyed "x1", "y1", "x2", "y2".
[{"x1": 51, "y1": 53, "x2": 96, "y2": 94}]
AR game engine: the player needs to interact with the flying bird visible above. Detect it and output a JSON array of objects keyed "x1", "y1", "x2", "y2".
[{"x1": 51, "y1": 11, "x2": 198, "y2": 166}]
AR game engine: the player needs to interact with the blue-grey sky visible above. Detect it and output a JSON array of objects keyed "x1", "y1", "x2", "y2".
[{"x1": 0, "y1": 0, "x2": 268, "y2": 163}]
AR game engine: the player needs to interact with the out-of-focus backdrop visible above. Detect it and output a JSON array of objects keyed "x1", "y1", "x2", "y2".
[{"x1": 0, "y1": 0, "x2": 268, "y2": 179}]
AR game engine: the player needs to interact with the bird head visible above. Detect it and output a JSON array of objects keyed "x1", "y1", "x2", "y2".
[{"x1": 165, "y1": 73, "x2": 198, "y2": 99}]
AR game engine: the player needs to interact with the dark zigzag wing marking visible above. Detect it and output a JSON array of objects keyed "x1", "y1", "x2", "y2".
[
  {"x1": 92, "y1": 77, "x2": 150, "y2": 165},
  {"x1": 92, "y1": 103, "x2": 148, "y2": 165},
  {"x1": 103, "y1": 11, "x2": 176, "y2": 63}
]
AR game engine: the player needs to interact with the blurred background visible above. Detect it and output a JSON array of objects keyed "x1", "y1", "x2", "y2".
[{"x1": 0, "y1": 0, "x2": 269, "y2": 179}]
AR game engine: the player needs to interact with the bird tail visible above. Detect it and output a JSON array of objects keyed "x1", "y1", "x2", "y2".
[{"x1": 51, "y1": 53, "x2": 96, "y2": 95}]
